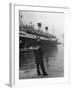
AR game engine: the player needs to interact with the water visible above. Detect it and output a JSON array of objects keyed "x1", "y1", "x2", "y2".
[
  {"x1": 19, "y1": 44, "x2": 64, "y2": 79},
  {"x1": 43, "y1": 44, "x2": 64, "y2": 77}
]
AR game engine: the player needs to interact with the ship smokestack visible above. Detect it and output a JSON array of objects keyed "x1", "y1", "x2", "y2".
[
  {"x1": 45, "y1": 26, "x2": 48, "y2": 33},
  {"x1": 37, "y1": 23, "x2": 42, "y2": 30}
]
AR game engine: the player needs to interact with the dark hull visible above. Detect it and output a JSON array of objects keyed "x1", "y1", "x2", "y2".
[
  {"x1": 19, "y1": 30, "x2": 58, "y2": 49},
  {"x1": 20, "y1": 36, "x2": 57, "y2": 49}
]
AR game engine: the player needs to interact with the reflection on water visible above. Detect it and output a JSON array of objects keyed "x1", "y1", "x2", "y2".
[
  {"x1": 44, "y1": 44, "x2": 64, "y2": 77},
  {"x1": 19, "y1": 44, "x2": 64, "y2": 78}
]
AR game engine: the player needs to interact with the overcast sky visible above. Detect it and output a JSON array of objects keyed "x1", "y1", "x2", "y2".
[{"x1": 19, "y1": 11, "x2": 64, "y2": 38}]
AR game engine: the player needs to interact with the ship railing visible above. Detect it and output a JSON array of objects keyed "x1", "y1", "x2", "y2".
[{"x1": 19, "y1": 31, "x2": 57, "y2": 41}]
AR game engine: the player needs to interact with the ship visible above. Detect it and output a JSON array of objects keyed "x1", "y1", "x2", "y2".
[{"x1": 19, "y1": 23, "x2": 58, "y2": 49}]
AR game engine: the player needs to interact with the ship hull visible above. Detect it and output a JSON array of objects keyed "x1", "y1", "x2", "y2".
[
  {"x1": 19, "y1": 30, "x2": 57, "y2": 49},
  {"x1": 20, "y1": 36, "x2": 57, "y2": 49}
]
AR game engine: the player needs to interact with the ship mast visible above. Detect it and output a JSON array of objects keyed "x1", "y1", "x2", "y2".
[{"x1": 19, "y1": 12, "x2": 23, "y2": 27}]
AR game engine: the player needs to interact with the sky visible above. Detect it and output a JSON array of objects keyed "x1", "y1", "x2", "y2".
[{"x1": 19, "y1": 10, "x2": 64, "y2": 39}]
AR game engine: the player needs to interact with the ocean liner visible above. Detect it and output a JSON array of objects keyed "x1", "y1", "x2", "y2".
[{"x1": 19, "y1": 23, "x2": 58, "y2": 49}]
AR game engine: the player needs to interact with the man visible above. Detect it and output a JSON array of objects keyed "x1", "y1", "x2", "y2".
[{"x1": 34, "y1": 37, "x2": 48, "y2": 76}]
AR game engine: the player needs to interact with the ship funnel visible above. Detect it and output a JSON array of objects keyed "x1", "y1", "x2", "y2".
[
  {"x1": 37, "y1": 23, "x2": 42, "y2": 30},
  {"x1": 45, "y1": 26, "x2": 48, "y2": 33}
]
